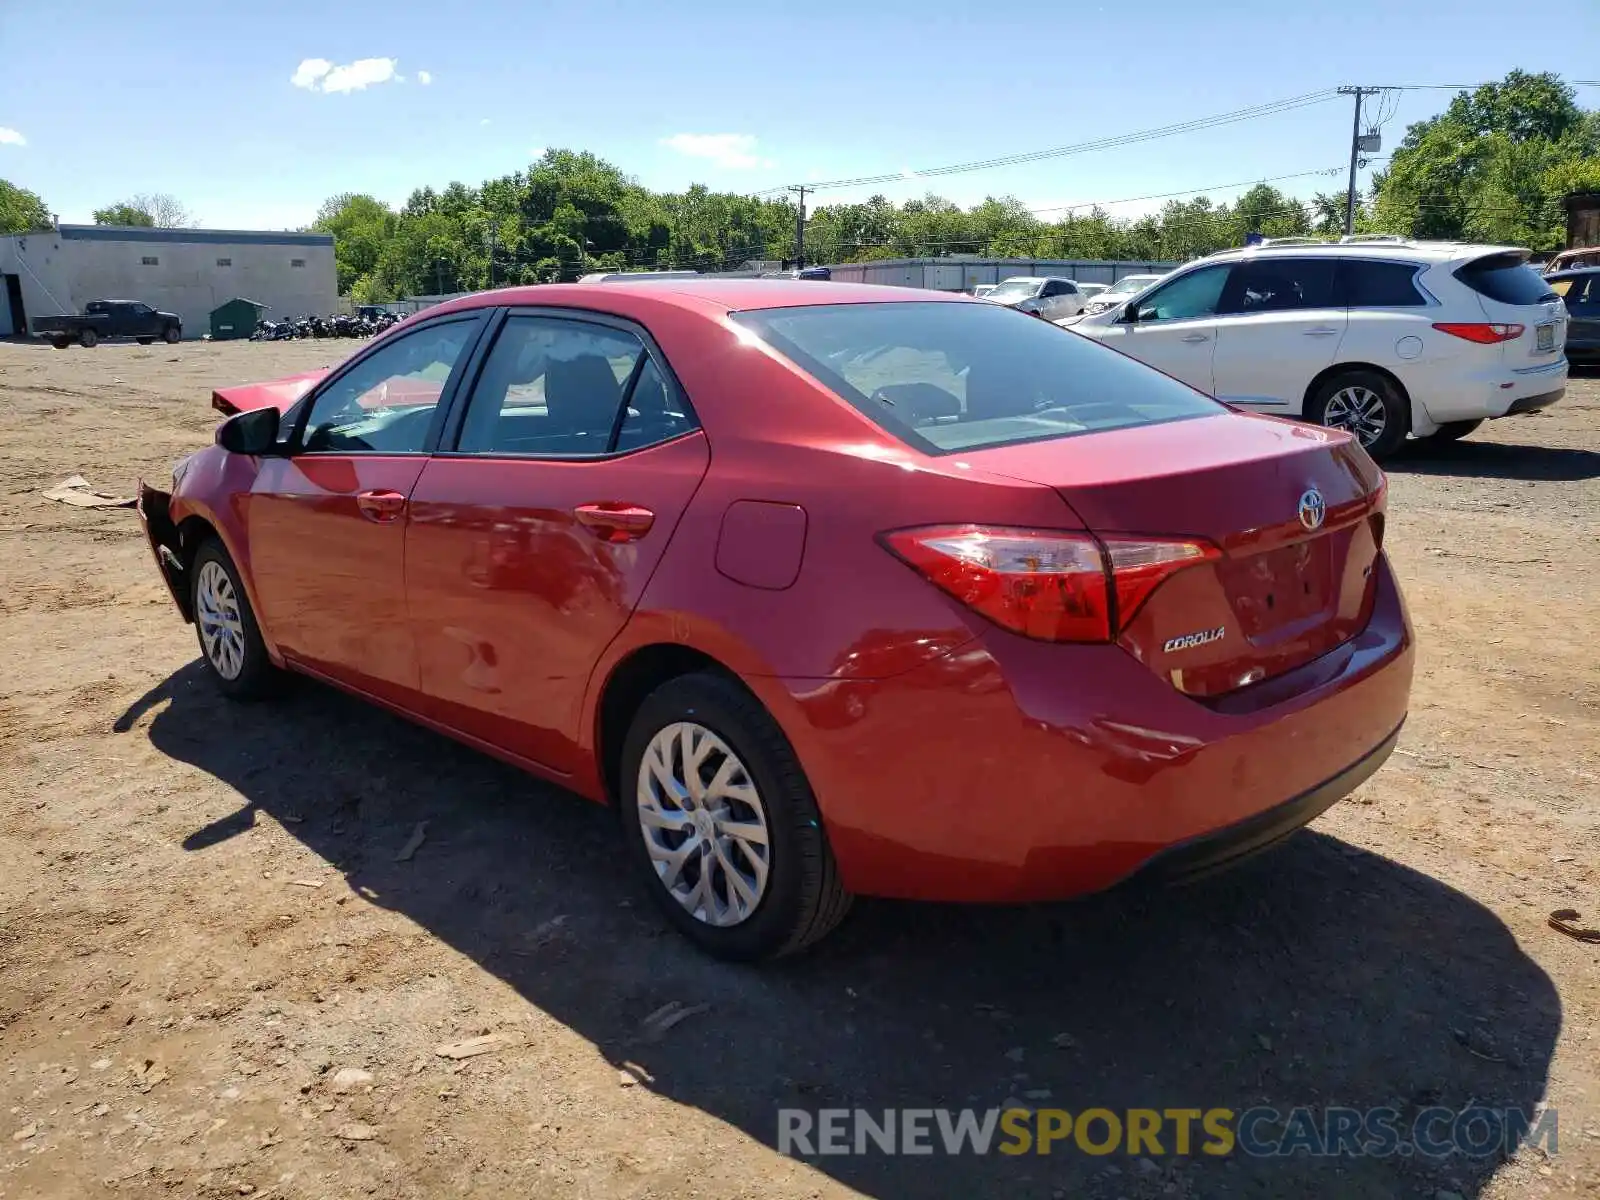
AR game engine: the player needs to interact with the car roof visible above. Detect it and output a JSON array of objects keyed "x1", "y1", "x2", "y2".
[
  {"x1": 421, "y1": 278, "x2": 970, "y2": 318},
  {"x1": 1197, "y1": 239, "x2": 1524, "y2": 266}
]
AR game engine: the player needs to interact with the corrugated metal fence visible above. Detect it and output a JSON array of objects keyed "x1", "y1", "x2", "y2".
[{"x1": 820, "y1": 257, "x2": 1180, "y2": 291}]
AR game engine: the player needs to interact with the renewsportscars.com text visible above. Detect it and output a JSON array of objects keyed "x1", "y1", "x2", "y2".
[{"x1": 778, "y1": 1105, "x2": 1557, "y2": 1159}]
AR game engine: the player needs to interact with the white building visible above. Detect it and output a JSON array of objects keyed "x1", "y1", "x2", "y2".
[{"x1": 0, "y1": 224, "x2": 337, "y2": 339}]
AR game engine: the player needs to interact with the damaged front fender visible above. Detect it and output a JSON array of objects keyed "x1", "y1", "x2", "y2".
[{"x1": 136, "y1": 480, "x2": 192, "y2": 622}]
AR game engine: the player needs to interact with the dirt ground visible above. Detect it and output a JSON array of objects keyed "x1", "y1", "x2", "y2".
[{"x1": 0, "y1": 336, "x2": 1596, "y2": 1200}]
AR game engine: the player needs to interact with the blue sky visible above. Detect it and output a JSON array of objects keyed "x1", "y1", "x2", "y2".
[{"x1": 1, "y1": 0, "x2": 1596, "y2": 230}]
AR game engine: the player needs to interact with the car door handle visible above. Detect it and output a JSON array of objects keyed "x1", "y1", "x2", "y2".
[
  {"x1": 1304, "y1": 327, "x2": 1340, "y2": 337},
  {"x1": 1180, "y1": 333, "x2": 1210, "y2": 343},
  {"x1": 574, "y1": 502, "x2": 655, "y2": 543},
  {"x1": 356, "y1": 489, "x2": 407, "y2": 522}
]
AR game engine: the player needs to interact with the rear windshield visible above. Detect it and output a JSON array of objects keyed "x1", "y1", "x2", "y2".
[
  {"x1": 731, "y1": 301, "x2": 1222, "y2": 454},
  {"x1": 1455, "y1": 254, "x2": 1559, "y2": 305}
]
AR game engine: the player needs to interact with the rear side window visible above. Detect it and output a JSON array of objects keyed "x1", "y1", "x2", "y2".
[
  {"x1": 732, "y1": 301, "x2": 1221, "y2": 455},
  {"x1": 1220, "y1": 258, "x2": 1337, "y2": 313},
  {"x1": 1454, "y1": 254, "x2": 1559, "y2": 305},
  {"x1": 1335, "y1": 261, "x2": 1427, "y2": 308},
  {"x1": 455, "y1": 316, "x2": 696, "y2": 456}
]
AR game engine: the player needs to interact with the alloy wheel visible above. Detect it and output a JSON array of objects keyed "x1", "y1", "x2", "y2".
[
  {"x1": 196, "y1": 560, "x2": 246, "y2": 680},
  {"x1": 1322, "y1": 385, "x2": 1387, "y2": 447},
  {"x1": 636, "y1": 722, "x2": 771, "y2": 927}
]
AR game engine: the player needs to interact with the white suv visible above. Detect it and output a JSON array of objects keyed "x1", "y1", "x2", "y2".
[
  {"x1": 983, "y1": 277, "x2": 1087, "y2": 321},
  {"x1": 1070, "y1": 239, "x2": 1567, "y2": 458}
]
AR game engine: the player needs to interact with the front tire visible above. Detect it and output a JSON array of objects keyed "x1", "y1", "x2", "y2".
[
  {"x1": 78, "y1": 328, "x2": 98, "y2": 349},
  {"x1": 620, "y1": 673, "x2": 851, "y2": 961},
  {"x1": 1309, "y1": 369, "x2": 1408, "y2": 459},
  {"x1": 190, "y1": 539, "x2": 279, "y2": 700},
  {"x1": 1418, "y1": 418, "x2": 1483, "y2": 445},
  {"x1": 163, "y1": 326, "x2": 181, "y2": 344}
]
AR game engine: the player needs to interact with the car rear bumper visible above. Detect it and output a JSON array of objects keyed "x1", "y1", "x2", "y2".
[
  {"x1": 1416, "y1": 355, "x2": 1567, "y2": 423},
  {"x1": 763, "y1": 554, "x2": 1413, "y2": 902}
]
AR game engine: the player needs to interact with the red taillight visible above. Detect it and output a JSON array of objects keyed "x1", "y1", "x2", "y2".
[
  {"x1": 881, "y1": 525, "x2": 1218, "y2": 643},
  {"x1": 1432, "y1": 321, "x2": 1524, "y2": 344}
]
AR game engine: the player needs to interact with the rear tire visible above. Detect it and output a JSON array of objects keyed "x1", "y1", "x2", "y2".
[
  {"x1": 50, "y1": 336, "x2": 69, "y2": 350},
  {"x1": 78, "y1": 328, "x2": 98, "y2": 349},
  {"x1": 1418, "y1": 418, "x2": 1483, "y2": 445},
  {"x1": 137, "y1": 337, "x2": 153, "y2": 346},
  {"x1": 619, "y1": 672, "x2": 851, "y2": 961},
  {"x1": 190, "y1": 539, "x2": 279, "y2": 701},
  {"x1": 1309, "y1": 369, "x2": 1408, "y2": 459},
  {"x1": 163, "y1": 326, "x2": 181, "y2": 344}
]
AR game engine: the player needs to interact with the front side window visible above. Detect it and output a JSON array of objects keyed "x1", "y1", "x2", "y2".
[
  {"x1": 455, "y1": 316, "x2": 696, "y2": 456},
  {"x1": 1220, "y1": 258, "x2": 1337, "y2": 314},
  {"x1": 301, "y1": 320, "x2": 476, "y2": 453},
  {"x1": 733, "y1": 300, "x2": 1221, "y2": 455},
  {"x1": 1563, "y1": 275, "x2": 1597, "y2": 311},
  {"x1": 1130, "y1": 265, "x2": 1231, "y2": 322}
]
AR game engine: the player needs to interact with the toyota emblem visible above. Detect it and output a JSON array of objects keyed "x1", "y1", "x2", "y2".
[{"x1": 1298, "y1": 487, "x2": 1327, "y2": 532}]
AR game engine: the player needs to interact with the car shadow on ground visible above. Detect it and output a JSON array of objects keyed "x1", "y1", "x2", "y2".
[
  {"x1": 118, "y1": 663, "x2": 1561, "y2": 1200},
  {"x1": 1389, "y1": 433, "x2": 1600, "y2": 482}
]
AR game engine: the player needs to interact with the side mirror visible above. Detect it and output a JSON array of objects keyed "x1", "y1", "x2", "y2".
[
  {"x1": 1120, "y1": 303, "x2": 1141, "y2": 324},
  {"x1": 217, "y1": 407, "x2": 281, "y2": 455}
]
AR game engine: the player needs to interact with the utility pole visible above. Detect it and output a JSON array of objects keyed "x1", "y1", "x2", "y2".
[
  {"x1": 486, "y1": 218, "x2": 499, "y2": 288},
  {"x1": 787, "y1": 185, "x2": 808, "y2": 270},
  {"x1": 1338, "y1": 86, "x2": 1381, "y2": 236}
]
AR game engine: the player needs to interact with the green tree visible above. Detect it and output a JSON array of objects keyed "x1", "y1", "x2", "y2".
[
  {"x1": 92, "y1": 203, "x2": 154, "y2": 227},
  {"x1": 92, "y1": 193, "x2": 194, "y2": 228},
  {"x1": 1373, "y1": 70, "x2": 1591, "y2": 248},
  {"x1": 313, "y1": 194, "x2": 396, "y2": 293},
  {"x1": 0, "y1": 179, "x2": 50, "y2": 234}
]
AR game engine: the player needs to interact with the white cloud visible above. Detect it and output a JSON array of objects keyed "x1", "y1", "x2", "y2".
[
  {"x1": 660, "y1": 132, "x2": 771, "y2": 170},
  {"x1": 0, "y1": 127, "x2": 26, "y2": 147},
  {"x1": 290, "y1": 59, "x2": 331, "y2": 89},
  {"x1": 530, "y1": 146, "x2": 547, "y2": 159},
  {"x1": 291, "y1": 56, "x2": 401, "y2": 93},
  {"x1": 417, "y1": 70, "x2": 433, "y2": 85},
  {"x1": 480, "y1": 118, "x2": 492, "y2": 126}
]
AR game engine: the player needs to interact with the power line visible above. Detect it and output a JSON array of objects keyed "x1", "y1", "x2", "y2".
[
  {"x1": 1023, "y1": 165, "x2": 1350, "y2": 216},
  {"x1": 758, "y1": 90, "x2": 1340, "y2": 195}
]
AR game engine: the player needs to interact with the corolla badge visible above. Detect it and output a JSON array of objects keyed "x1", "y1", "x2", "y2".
[
  {"x1": 1163, "y1": 626, "x2": 1225, "y2": 653},
  {"x1": 1298, "y1": 486, "x2": 1327, "y2": 531}
]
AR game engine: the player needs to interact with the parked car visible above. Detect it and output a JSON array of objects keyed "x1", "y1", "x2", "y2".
[
  {"x1": 138, "y1": 280, "x2": 1412, "y2": 960},
  {"x1": 1547, "y1": 267, "x2": 1600, "y2": 363},
  {"x1": 982, "y1": 276, "x2": 1086, "y2": 320},
  {"x1": 1543, "y1": 247, "x2": 1600, "y2": 275},
  {"x1": 34, "y1": 299, "x2": 182, "y2": 349},
  {"x1": 1070, "y1": 240, "x2": 1566, "y2": 458},
  {"x1": 1082, "y1": 273, "x2": 1166, "y2": 315},
  {"x1": 1075, "y1": 281, "x2": 1109, "y2": 302},
  {"x1": 970, "y1": 284, "x2": 996, "y2": 299}
]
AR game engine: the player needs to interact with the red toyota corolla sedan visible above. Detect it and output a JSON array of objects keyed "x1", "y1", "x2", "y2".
[{"x1": 137, "y1": 280, "x2": 1413, "y2": 960}]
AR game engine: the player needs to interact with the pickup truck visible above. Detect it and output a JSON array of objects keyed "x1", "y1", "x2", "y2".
[{"x1": 34, "y1": 300, "x2": 183, "y2": 349}]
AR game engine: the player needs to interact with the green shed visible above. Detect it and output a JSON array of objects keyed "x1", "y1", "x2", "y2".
[{"x1": 209, "y1": 297, "x2": 267, "y2": 341}]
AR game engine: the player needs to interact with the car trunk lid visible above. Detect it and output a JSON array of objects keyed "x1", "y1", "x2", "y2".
[{"x1": 959, "y1": 412, "x2": 1387, "y2": 698}]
